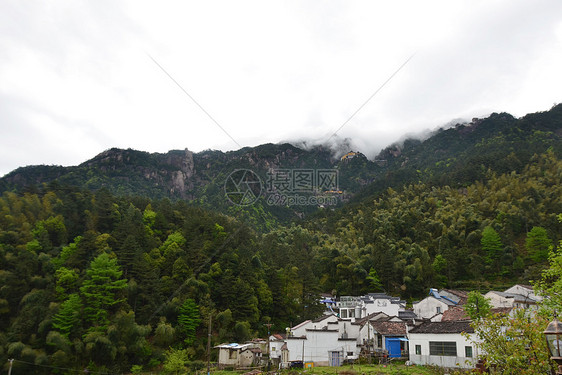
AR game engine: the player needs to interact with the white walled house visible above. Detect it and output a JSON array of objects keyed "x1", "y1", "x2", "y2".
[
  {"x1": 484, "y1": 291, "x2": 539, "y2": 310},
  {"x1": 335, "y1": 293, "x2": 407, "y2": 321},
  {"x1": 504, "y1": 284, "x2": 541, "y2": 301},
  {"x1": 408, "y1": 321, "x2": 477, "y2": 369},
  {"x1": 285, "y1": 315, "x2": 362, "y2": 366},
  {"x1": 413, "y1": 289, "x2": 460, "y2": 320},
  {"x1": 216, "y1": 343, "x2": 260, "y2": 368}
]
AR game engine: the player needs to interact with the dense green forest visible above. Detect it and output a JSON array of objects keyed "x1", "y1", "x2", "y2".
[
  {"x1": 1, "y1": 105, "x2": 562, "y2": 372},
  {"x1": 1, "y1": 151, "x2": 561, "y2": 372}
]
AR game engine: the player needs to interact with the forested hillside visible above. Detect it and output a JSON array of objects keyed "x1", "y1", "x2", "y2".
[
  {"x1": 1, "y1": 105, "x2": 562, "y2": 372},
  {"x1": 1, "y1": 151, "x2": 561, "y2": 372}
]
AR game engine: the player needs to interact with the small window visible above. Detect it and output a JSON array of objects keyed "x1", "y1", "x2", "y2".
[
  {"x1": 349, "y1": 309, "x2": 355, "y2": 318},
  {"x1": 415, "y1": 345, "x2": 422, "y2": 355},
  {"x1": 341, "y1": 309, "x2": 348, "y2": 318},
  {"x1": 465, "y1": 346, "x2": 473, "y2": 358},
  {"x1": 436, "y1": 306, "x2": 442, "y2": 314},
  {"x1": 347, "y1": 351, "x2": 353, "y2": 356}
]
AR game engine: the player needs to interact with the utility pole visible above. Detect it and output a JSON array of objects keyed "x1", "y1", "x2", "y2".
[
  {"x1": 264, "y1": 323, "x2": 273, "y2": 371},
  {"x1": 206, "y1": 315, "x2": 212, "y2": 375},
  {"x1": 8, "y1": 359, "x2": 14, "y2": 375},
  {"x1": 367, "y1": 321, "x2": 371, "y2": 364}
]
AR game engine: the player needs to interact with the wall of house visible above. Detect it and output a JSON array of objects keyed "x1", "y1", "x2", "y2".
[
  {"x1": 408, "y1": 332, "x2": 477, "y2": 369},
  {"x1": 484, "y1": 292, "x2": 513, "y2": 308},
  {"x1": 338, "y1": 321, "x2": 360, "y2": 339},
  {"x1": 218, "y1": 349, "x2": 239, "y2": 367},
  {"x1": 239, "y1": 350, "x2": 255, "y2": 367},
  {"x1": 365, "y1": 300, "x2": 401, "y2": 316},
  {"x1": 504, "y1": 285, "x2": 540, "y2": 300},
  {"x1": 413, "y1": 297, "x2": 449, "y2": 319},
  {"x1": 291, "y1": 320, "x2": 312, "y2": 337}
]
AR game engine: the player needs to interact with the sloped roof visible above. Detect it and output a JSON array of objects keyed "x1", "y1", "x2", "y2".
[
  {"x1": 292, "y1": 320, "x2": 311, "y2": 330},
  {"x1": 272, "y1": 333, "x2": 286, "y2": 340},
  {"x1": 398, "y1": 310, "x2": 417, "y2": 320},
  {"x1": 488, "y1": 291, "x2": 539, "y2": 303},
  {"x1": 313, "y1": 314, "x2": 336, "y2": 323},
  {"x1": 370, "y1": 321, "x2": 407, "y2": 336},
  {"x1": 441, "y1": 307, "x2": 469, "y2": 321},
  {"x1": 440, "y1": 289, "x2": 469, "y2": 305},
  {"x1": 409, "y1": 320, "x2": 474, "y2": 334},
  {"x1": 491, "y1": 307, "x2": 513, "y2": 316},
  {"x1": 215, "y1": 343, "x2": 252, "y2": 350}
]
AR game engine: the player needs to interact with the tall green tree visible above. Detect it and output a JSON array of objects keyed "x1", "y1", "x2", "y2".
[
  {"x1": 481, "y1": 226, "x2": 503, "y2": 272},
  {"x1": 526, "y1": 226, "x2": 551, "y2": 262},
  {"x1": 177, "y1": 298, "x2": 200, "y2": 345},
  {"x1": 80, "y1": 253, "x2": 127, "y2": 330},
  {"x1": 52, "y1": 293, "x2": 82, "y2": 337},
  {"x1": 464, "y1": 291, "x2": 491, "y2": 321}
]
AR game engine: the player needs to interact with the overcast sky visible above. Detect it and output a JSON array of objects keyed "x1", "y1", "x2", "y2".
[{"x1": 1, "y1": 0, "x2": 561, "y2": 177}]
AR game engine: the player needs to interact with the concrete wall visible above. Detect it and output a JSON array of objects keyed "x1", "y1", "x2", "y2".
[
  {"x1": 413, "y1": 297, "x2": 449, "y2": 319},
  {"x1": 408, "y1": 332, "x2": 477, "y2": 369}
]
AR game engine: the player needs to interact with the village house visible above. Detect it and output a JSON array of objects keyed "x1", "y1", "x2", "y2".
[
  {"x1": 215, "y1": 343, "x2": 262, "y2": 369},
  {"x1": 285, "y1": 314, "x2": 362, "y2": 366},
  {"x1": 484, "y1": 290, "x2": 540, "y2": 310},
  {"x1": 368, "y1": 320, "x2": 409, "y2": 358},
  {"x1": 408, "y1": 320, "x2": 477, "y2": 369},
  {"x1": 335, "y1": 293, "x2": 407, "y2": 321},
  {"x1": 413, "y1": 288, "x2": 466, "y2": 320}
]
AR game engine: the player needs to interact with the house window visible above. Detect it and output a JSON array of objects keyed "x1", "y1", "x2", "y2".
[
  {"x1": 229, "y1": 350, "x2": 237, "y2": 359},
  {"x1": 429, "y1": 341, "x2": 457, "y2": 356},
  {"x1": 349, "y1": 309, "x2": 355, "y2": 318},
  {"x1": 436, "y1": 306, "x2": 442, "y2": 314},
  {"x1": 347, "y1": 351, "x2": 354, "y2": 356},
  {"x1": 415, "y1": 345, "x2": 422, "y2": 355},
  {"x1": 465, "y1": 346, "x2": 473, "y2": 358},
  {"x1": 341, "y1": 309, "x2": 348, "y2": 318},
  {"x1": 377, "y1": 334, "x2": 383, "y2": 348}
]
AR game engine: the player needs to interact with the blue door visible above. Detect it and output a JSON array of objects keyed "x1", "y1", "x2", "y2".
[{"x1": 385, "y1": 338, "x2": 401, "y2": 358}]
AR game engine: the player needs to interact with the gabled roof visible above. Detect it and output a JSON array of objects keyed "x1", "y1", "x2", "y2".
[
  {"x1": 398, "y1": 310, "x2": 417, "y2": 320},
  {"x1": 491, "y1": 307, "x2": 513, "y2": 316},
  {"x1": 440, "y1": 289, "x2": 469, "y2": 305},
  {"x1": 370, "y1": 321, "x2": 407, "y2": 336},
  {"x1": 313, "y1": 313, "x2": 336, "y2": 323},
  {"x1": 409, "y1": 320, "x2": 474, "y2": 334},
  {"x1": 487, "y1": 291, "x2": 539, "y2": 303},
  {"x1": 271, "y1": 333, "x2": 285, "y2": 340},
  {"x1": 215, "y1": 343, "x2": 252, "y2": 350},
  {"x1": 292, "y1": 320, "x2": 311, "y2": 330},
  {"x1": 428, "y1": 288, "x2": 458, "y2": 305},
  {"x1": 441, "y1": 307, "x2": 469, "y2": 321}
]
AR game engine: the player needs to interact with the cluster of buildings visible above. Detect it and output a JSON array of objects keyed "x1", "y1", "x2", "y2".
[{"x1": 215, "y1": 285, "x2": 542, "y2": 370}]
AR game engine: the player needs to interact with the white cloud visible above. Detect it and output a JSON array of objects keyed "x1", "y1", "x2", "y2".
[{"x1": 1, "y1": 0, "x2": 561, "y2": 176}]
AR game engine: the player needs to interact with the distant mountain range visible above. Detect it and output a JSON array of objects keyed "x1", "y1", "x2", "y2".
[{"x1": 2, "y1": 104, "x2": 561, "y2": 225}]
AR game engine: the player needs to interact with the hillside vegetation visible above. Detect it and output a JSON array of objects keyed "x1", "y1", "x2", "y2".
[{"x1": 0, "y1": 105, "x2": 561, "y2": 372}]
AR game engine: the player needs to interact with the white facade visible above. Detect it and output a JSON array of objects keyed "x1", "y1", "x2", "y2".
[
  {"x1": 336, "y1": 294, "x2": 406, "y2": 321},
  {"x1": 408, "y1": 332, "x2": 477, "y2": 369},
  {"x1": 504, "y1": 284, "x2": 541, "y2": 301},
  {"x1": 285, "y1": 316, "x2": 362, "y2": 366},
  {"x1": 413, "y1": 297, "x2": 450, "y2": 320},
  {"x1": 484, "y1": 291, "x2": 539, "y2": 310},
  {"x1": 364, "y1": 298, "x2": 402, "y2": 316}
]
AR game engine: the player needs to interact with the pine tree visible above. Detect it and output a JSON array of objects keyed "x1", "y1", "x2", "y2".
[
  {"x1": 177, "y1": 299, "x2": 200, "y2": 345},
  {"x1": 52, "y1": 293, "x2": 82, "y2": 337},
  {"x1": 80, "y1": 253, "x2": 127, "y2": 330}
]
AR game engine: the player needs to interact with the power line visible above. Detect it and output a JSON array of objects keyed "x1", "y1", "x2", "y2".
[
  {"x1": 7, "y1": 359, "x2": 119, "y2": 375},
  {"x1": 326, "y1": 52, "x2": 416, "y2": 143}
]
